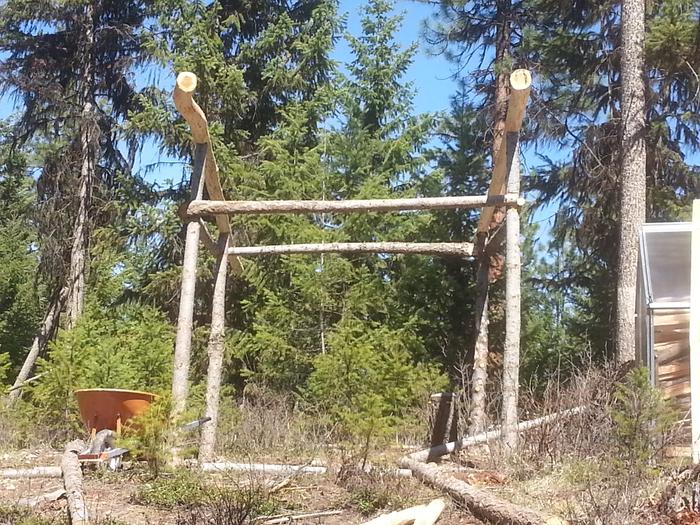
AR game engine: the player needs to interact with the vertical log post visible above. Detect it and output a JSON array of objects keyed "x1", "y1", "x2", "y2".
[
  {"x1": 199, "y1": 233, "x2": 231, "y2": 463},
  {"x1": 469, "y1": 259, "x2": 490, "y2": 434},
  {"x1": 171, "y1": 143, "x2": 207, "y2": 421},
  {"x1": 501, "y1": 131, "x2": 521, "y2": 453},
  {"x1": 429, "y1": 393, "x2": 454, "y2": 461},
  {"x1": 690, "y1": 200, "x2": 700, "y2": 463}
]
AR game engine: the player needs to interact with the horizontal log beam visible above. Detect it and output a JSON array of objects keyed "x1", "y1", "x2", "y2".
[
  {"x1": 188, "y1": 194, "x2": 523, "y2": 217},
  {"x1": 228, "y1": 242, "x2": 474, "y2": 258}
]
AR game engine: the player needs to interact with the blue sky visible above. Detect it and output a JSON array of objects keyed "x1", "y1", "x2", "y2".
[
  {"x1": 132, "y1": 0, "x2": 461, "y2": 185},
  {"x1": 0, "y1": 1, "x2": 559, "y2": 236}
]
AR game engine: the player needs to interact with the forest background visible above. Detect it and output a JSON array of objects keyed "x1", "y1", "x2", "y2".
[{"x1": 0, "y1": 0, "x2": 697, "y2": 448}]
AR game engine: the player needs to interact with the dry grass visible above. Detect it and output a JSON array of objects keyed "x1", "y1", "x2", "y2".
[{"x1": 447, "y1": 363, "x2": 689, "y2": 524}]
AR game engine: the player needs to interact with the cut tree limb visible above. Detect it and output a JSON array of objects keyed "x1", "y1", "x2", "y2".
[
  {"x1": 188, "y1": 194, "x2": 523, "y2": 217},
  {"x1": 258, "y1": 510, "x2": 343, "y2": 524},
  {"x1": 0, "y1": 466, "x2": 62, "y2": 479},
  {"x1": 62, "y1": 439, "x2": 89, "y2": 525},
  {"x1": 17, "y1": 489, "x2": 66, "y2": 507},
  {"x1": 8, "y1": 289, "x2": 66, "y2": 401},
  {"x1": 409, "y1": 406, "x2": 586, "y2": 463},
  {"x1": 228, "y1": 242, "x2": 474, "y2": 258},
  {"x1": 201, "y1": 463, "x2": 328, "y2": 475}
]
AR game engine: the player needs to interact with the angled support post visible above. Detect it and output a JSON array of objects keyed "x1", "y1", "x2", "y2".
[{"x1": 199, "y1": 233, "x2": 231, "y2": 462}]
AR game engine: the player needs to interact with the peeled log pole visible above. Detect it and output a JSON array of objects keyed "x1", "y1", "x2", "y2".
[
  {"x1": 0, "y1": 466, "x2": 62, "y2": 479},
  {"x1": 477, "y1": 69, "x2": 531, "y2": 235},
  {"x1": 469, "y1": 258, "x2": 490, "y2": 434},
  {"x1": 171, "y1": 143, "x2": 206, "y2": 422},
  {"x1": 173, "y1": 72, "x2": 242, "y2": 274},
  {"x1": 691, "y1": 200, "x2": 700, "y2": 463},
  {"x1": 399, "y1": 457, "x2": 566, "y2": 525},
  {"x1": 62, "y1": 440, "x2": 88, "y2": 525},
  {"x1": 199, "y1": 233, "x2": 230, "y2": 463},
  {"x1": 409, "y1": 406, "x2": 586, "y2": 463},
  {"x1": 187, "y1": 194, "x2": 522, "y2": 217},
  {"x1": 228, "y1": 242, "x2": 473, "y2": 258},
  {"x1": 501, "y1": 131, "x2": 521, "y2": 453}
]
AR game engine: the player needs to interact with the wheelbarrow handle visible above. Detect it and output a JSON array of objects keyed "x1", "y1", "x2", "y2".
[{"x1": 181, "y1": 416, "x2": 212, "y2": 431}]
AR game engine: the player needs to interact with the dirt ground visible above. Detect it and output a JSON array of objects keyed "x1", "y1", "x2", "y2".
[{"x1": 0, "y1": 447, "x2": 483, "y2": 524}]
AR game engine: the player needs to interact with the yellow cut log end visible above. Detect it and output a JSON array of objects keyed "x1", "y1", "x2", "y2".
[
  {"x1": 176, "y1": 72, "x2": 198, "y2": 93},
  {"x1": 510, "y1": 69, "x2": 532, "y2": 91}
]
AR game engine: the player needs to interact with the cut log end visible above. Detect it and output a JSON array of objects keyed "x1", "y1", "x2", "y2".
[
  {"x1": 177, "y1": 72, "x2": 198, "y2": 93},
  {"x1": 509, "y1": 69, "x2": 532, "y2": 91}
]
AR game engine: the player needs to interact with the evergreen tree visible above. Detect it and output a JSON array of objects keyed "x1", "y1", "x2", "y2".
[
  {"x1": 428, "y1": 0, "x2": 699, "y2": 363},
  {"x1": 0, "y1": 0, "x2": 151, "y2": 393},
  {"x1": 0, "y1": 124, "x2": 41, "y2": 383}
]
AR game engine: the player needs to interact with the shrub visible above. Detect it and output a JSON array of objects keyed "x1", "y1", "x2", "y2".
[
  {"x1": 610, "y1": 366, "x2": 679, "y2": 472},
  {"x1": 120, "y1": 396, "x2": 172, "y2": 477},
  {"x1": 28, "y1": 302, "x2": 173, "y2": 435},
  {"x1": 338, "y1": 467, "x2": 411, "y2": 517},
  {"x1": 175, "y1": 484, "x2": 278, "y2": 525},
  {"x1": 305, "y1": 319, "x2": 447, "y2": 464},
  {"x1": 131, "y1": 470, "x2": 205, "y2": 508}
]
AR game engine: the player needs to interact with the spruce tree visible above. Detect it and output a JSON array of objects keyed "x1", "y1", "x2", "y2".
[{"x1": 0, "y1": 0, "x2": 150, "y2": 394}]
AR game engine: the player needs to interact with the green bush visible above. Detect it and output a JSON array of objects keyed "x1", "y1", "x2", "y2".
[
  {"x1": 305, "y1": 319, "x2": 447, "y2": 462},
  {"x1": 610, "y1": 367, "x2": 678, "y2": 472},
  {"x1": 132, "y1": 470, "x2": 204, "y2": 508},
  {"x1": 120, "y1": 396, "x2": 172, "y2": 477},
  {"x1": 28, "y1": 302, "x2": 174, "y2": 434}
]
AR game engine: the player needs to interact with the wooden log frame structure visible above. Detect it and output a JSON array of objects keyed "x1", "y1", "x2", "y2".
[{"x1": 171, "y1": 70, "x2": 532, "y2": 508}]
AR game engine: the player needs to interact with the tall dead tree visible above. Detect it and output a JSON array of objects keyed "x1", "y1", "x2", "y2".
[
  {"x1": 65, "y1": 3, "x2": 97, "y2": 328},
  {"x1": 615, "y1": 0, "x2": 646, "y2": 363}
]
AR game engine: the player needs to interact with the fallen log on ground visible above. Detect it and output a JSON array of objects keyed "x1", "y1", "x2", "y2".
[
  {"x1": 62, "y1": 440, "x2": 89, "y2": 525},
  {"x1": 0, "y1": 466, "x2": 62, "y2": 478},
  {"x1": 360, "y1": 498, "x2": 446, "y2": 525},
  {"x1": 200, "y1": 462, "x2": 413, "y2": 478},
  {"x1": 410, "y1": 405, "x2": 586, "y2": 463},
  {"x1": 400, "y1": 457, "x2": 565, "y2": 525},
  {"x1": 201, "y1": 462, "x2": 327, "y2": 475},
  {"x1": 257, "y1": 510, "x2": 344, "y2": 524}
]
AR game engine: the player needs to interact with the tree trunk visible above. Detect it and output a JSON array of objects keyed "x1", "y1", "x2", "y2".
[
  {"x1": 171, "y1": 143, "x2": 207, "y2": 421},
  {"x1": 468, "y1": 0, "x2": 511, "y2": 434},
  {"x1": 615, "y1": 0, "x2": 646, "y2": 363},
  {"x1": 8, "y1": 290, "x2": 66, "y2": 401},
  {"x1": 66, "y1": 3, "x2": 96, "y2": 328},
  {"x1": 501, "y1": 132, "x2": 521, "y2": 452},
  {"x1": 199, "y1": 233, "x2": 230, "y2": 463}
]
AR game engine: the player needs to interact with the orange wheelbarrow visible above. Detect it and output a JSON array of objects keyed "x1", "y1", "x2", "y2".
[{"x1": 73, "y1": 388, "x2": 157, "y2": 467}]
